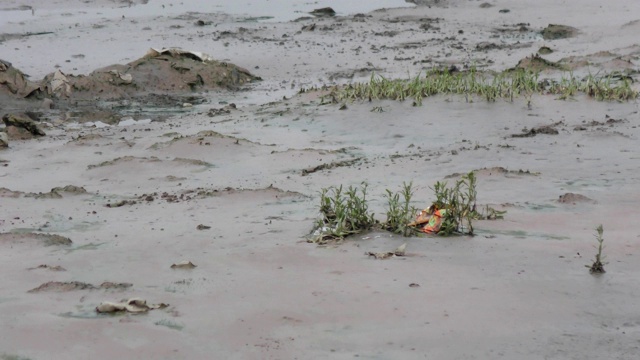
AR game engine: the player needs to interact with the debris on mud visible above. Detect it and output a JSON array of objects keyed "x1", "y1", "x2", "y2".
[
  {"x1": 96, "y1": 298, "x2": 168, "y2": 314},
  {"x1": 541, "y1": 24, "x2": 579, "y2": 40},
  {"x1": 445, "y1": 167, "x2": 539, "y2": 179},
  {"x1": 558, "y1": 193, "x2": 595, "y2": 204},
  {"x1": 301, "y1": 158, "x2": 361, "y2": 176},
  {"x1": 196, "y1": 224, "x2": 211, "y2": 230},
  {"x1": 511, "y1": 122, "x2": 562, "y2": 137},
  {"x1": 208, "y1": 103, "x2": 237, "y2": 117},
  {"x1": 140, "y1": 185, "x2": 305, "y2": 204},
  {"x1": 2, "y1": 113, "x2": 46, "y2": 138},
  {"x1": 367, "y1": 243, "x2": 407, "y2": 259},
  {"x1": 28, "y1": 281, "x2": 132, "y2": 293},
  {"x1": 0, "y1": 232, "x2": 72, "y2": 246},
  {"x1": 573, "y1": 116, "x2": 627, "y2": 131},
  {"x1": 170, "y1": 260, "x2": 197, "y2": 269},
  {"x1": 105, "y1": 199, "x2": 137, "y2": 208}
]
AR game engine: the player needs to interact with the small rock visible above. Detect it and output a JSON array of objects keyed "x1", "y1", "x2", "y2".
[
  {"x1": 558, "y1": 193, "x2": 594, "y2": 204},
  {"x1": 310, "y1": 7, "x2": 336, "y2": 17},
  {"x1": 541, "y1": 24, "x2": 579, "y2": 40},
  {"x1": 538, "y1": 46, "x2": 554, "y2": 55},
  {"x1": 171, "y1": 260, "x2": 197, "y2": 269}
]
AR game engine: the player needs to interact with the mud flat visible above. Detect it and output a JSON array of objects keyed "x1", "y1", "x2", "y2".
[{"x1": 1, "y1": 1, "x2": 640, "y2": 359}]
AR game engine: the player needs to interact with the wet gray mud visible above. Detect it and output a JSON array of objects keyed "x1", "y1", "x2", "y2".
[{"x1": 1, "y1": 1, "x2": 640, "y2": 359}]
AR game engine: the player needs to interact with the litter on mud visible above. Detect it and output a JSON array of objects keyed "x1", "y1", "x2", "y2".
[
  {"x1": 96, "y1": 298, "x2": 168, "y2": 314},
  {"x1": 409, "y1": 206, "x2": 447, "y2": 234}
]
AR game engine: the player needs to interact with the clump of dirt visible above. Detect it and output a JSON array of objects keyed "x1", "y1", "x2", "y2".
[
  {"x1": 445, "y1": 167, "x2": 539, "y2": 179},
  {"x1": 512, "y1": 54, "x2": 564, "y2": 72},
  {"x1": 541, "y1": 24, "x2": 579, "y2": 40},
  {"x1": 558, "y1": 193, "x2": 595, "y2": 204},
  {"x1": 0, "y1": 232, "x2": 72, "y2": 246},
  {"x1": 511, "y1": 122, "x2": 563, "y2": 138},
  {"x1": 301, "y1": 158, "x2": 362, "y2": 176},
  {"x1": 538, "y1": 46, "x2": 554, "y2": 55}
]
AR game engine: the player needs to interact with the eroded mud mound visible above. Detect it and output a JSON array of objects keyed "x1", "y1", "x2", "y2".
[
  {"x1": 0, "y1": 59, "x2": 39, "y2": 98},
  {"x1": 1, "y1": 48, "x2": 260, "y2": 104},
  {"x1": 40, "y1": 48, "x2": 260, "y2": 101}
]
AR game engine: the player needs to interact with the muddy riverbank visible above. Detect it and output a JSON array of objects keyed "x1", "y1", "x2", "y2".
[{"x1": 1, "y1": 1, "x2": 640, "y2": 359}]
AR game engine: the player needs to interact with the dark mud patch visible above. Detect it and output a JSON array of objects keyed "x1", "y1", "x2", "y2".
[
  {"x1": 573, "y1": 116, "x2": 627, "y2": 131},
  {"x1": 445, "y1": 167, "x2": 539, "y2": 179},
  {"x1": 301, "y1": 158, "x2": 362, "y2": 176},
  {"x1": 138, "y1": 185, "x2": 306, "y2": 204},
  {"x1": 511, "y1": 122, "x2": 563, "y2": 138},
  {"x1": 0, "y1": 232, "x2": 72, "y2": 246},
  {"x1": 28, "y1": 281, "x2": 132, "y2": 293},
  {"x1": 558, "y1": 193, "x2": 595, "y2": 204},
  {"x1": 105, "y1": 199, "x2": 137, "y2": 208}
]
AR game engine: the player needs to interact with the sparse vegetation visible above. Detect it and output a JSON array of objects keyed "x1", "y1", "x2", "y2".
[
  {"x1": 587, "y1": 225, "x2": 606, "y2": 274},
  {"x1": 327, "y1": 69, "x2": 638, "y2": 105},
  {"x1": 430, "y1": 172, "x2": 478, "y2": 236},
  {"x1": 383, "y1": 182, "x2": 419, "y2": 237},
  {"x1": 311, "y1": 173, "x2": 502, "y2": 243},
  {"x1": 312, "y1": 183, "x2": 377, "y2": 243}
]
